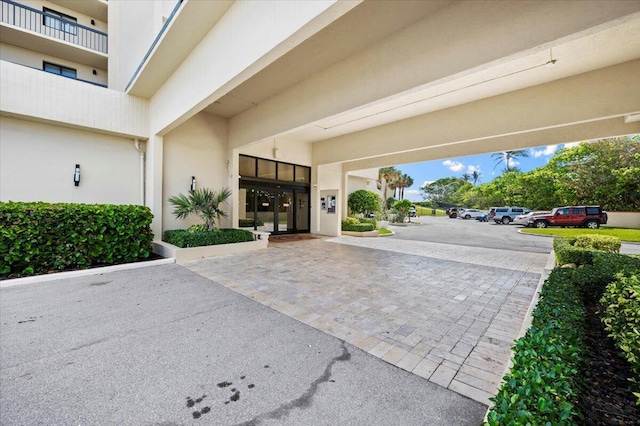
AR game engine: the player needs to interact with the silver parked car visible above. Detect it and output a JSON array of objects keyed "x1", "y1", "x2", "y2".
[
  {"x1": 457, "y1": 208, "x2": 485, "y2": 220},
  {"x1": 493, "y1": 207, "x2": 530, "y2": 224},
  {"x1": 512, "y1": 211, "x2": 550, "y2": 226}
]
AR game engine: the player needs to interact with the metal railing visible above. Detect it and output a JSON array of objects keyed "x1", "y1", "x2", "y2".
[{"x1": 1, "y1": 0, "x2": 107, "y2": 54}]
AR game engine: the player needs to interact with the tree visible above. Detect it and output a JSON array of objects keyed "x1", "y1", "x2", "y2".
[
  {"x1": 392, "y1": 199, "x2": 413, "y2": 223},
  {"x1": 462, "y1": 173, "x2": 471, "y2": 183},
  {"x1": 168, "y1": 187, "x2": 232, "y2": 231},
  {"x1": 492, "y1": 150, "x2": 529, "y2": 173},
  {"x1": 395, "y1": 173, "x2": 414, "y2": 199},
  {"x1": 420, "y1": 177, "x2": 471, "y2": 206},
  {"x1": 471, "y1": 171, "x2": 481, "y2": 185},
  {"x1": 378, "y1": 166, "x2": 401, "y2": 202},
  {"x1": 546, "y1": 137, "x2": 640, "y2": 210},
  {"x1": 347, "y1": 190, "x2": 380, "y2": 216}
]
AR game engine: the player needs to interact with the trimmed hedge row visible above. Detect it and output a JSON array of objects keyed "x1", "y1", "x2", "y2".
[
  {"x1": 601, "y1": 273, "x2": 640, "y2": 403},
  {"x1": 341, "y1": 217, "x2": 376, "y2": 232},
  {"x1": 486, "y1": 268, "x2": 586, "y2": 424},
  {"x1": 554, "y1": 235, "x2": 621, "y2": 266},
  {"x1": 163, "y1": 229, "x2": 255, "y2": 248},
  {"x1": 1, "y1": 201, "x2": 153, "y2": 277},
  {"x1": 486, "y1": 240, "x2": 640, "y2": 424}
]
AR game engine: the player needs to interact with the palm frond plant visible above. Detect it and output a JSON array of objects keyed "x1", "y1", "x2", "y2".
[{"x1": 168, "y1": 187, "x2": 232, "y2": 231}]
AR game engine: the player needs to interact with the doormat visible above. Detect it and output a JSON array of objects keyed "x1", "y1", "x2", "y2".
[{"x1": 268, "y1": 234, "x2": 316, "y2": 243}]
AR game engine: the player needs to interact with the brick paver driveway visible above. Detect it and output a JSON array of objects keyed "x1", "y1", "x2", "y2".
[{"x1": 185, "y1": 220, "x2": 550, "y2": 405}]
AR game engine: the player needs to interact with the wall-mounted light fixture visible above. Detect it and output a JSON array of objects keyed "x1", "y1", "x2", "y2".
[
  {"x1": 73, "y1": 164, "x2": 81, "y2": 186},
  {"x1": 190, "y1": 176, "x2": 196, "y2": 191},
  {"x1": 91, "y1": 19, "x2": 95, "y2": 25},
  {"x1": 92, "y1": 69, "x2": 97, "y2": 75}
]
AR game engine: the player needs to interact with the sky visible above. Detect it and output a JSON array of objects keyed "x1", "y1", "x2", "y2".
[{"x1": 397, "y1": 142, "x2": 582, "y2": 202}]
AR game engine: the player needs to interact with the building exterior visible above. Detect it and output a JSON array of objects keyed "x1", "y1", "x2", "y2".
[{"x1": 1, "y1": 0, "x2": 639, "y2": 238}]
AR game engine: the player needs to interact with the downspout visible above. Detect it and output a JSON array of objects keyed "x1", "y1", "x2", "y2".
[{"x1": 134, "y1": 139, "x2": 145, "y2": 205}]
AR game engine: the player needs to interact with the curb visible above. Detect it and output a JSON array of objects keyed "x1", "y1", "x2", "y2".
[{"x1": 0, "y1": 258, "x2": 176, "y2": 288}]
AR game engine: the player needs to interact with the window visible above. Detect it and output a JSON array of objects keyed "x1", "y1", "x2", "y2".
[
  {"x1": 239, "y1": 156, "x2": 256, "y2": 178},
  {"x1": 572, "y1": 208, "x2": 585, "y2": 215},
  {"x1": 295, "y1": 165, "x2": 310, "y2": 183},
  {"x1": 278, "y1": 163, "x2": 294, "y2": 181},
  {"x1": 586, "y1": 207, "x2": 601, "y2": 215},
  {"x1": 43, "y1": 62, "x2": 77, "y2": 79},
  {"x1": 558, "y1": 208, "x2": 570, "y2": 215},
  {"x1": 257, "y1": 159, "x2": 276, "y2": 179},
  {"x1": 43, "y1": 7, "x2": 77, "y2": 35}
]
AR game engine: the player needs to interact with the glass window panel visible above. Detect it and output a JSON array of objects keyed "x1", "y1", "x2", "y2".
[
  {"x1": 239, "y1": 156, "x2": 256, "y2": 177},
  {"x1": 257, "y1": 159, "x2": 276, "y2": 179},
  {"x1": 278, "y1": 163, "x2": 294, "y2": 181},
  {"x1": 295, "y1": 165, "x2": 310, "y2": 183}
]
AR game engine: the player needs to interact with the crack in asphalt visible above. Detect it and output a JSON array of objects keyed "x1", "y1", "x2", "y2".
[{"x1": 236, "y1": 342, "x2": 351, "y2": 426}]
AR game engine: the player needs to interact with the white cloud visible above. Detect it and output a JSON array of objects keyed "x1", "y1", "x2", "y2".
[
  {"x1": 404, "y1": 189, "x2": 421, "y2": 197},
  {"x1": 531, "y1": 145, "x2": 558, "y2": 158},
  {"x1": 422, "y1": 180, "x2": 433, "y2": 188},
  {"x1": 442, "y1": 160, "x2": 465, "y2": 172},
  {"x1": 466, "y1": 164, "x2": 481, "y2": 174}
]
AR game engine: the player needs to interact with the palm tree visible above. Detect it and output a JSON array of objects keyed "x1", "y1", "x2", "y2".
[
  {"x1": 396, "y1": 173, "x2": 414, "y2": 199},
  {"x1": 472, "y1": 170, "x2": 481, "y2": 185},
  {"x1": 378, "y1": 166, "x2": 401, "y2": 202},
  {"x1": 168, "y1": 187, "x2": 232, "y2": 231},
  {"x1": 462, "y1": 173, "x2": 471, "y2": 182},
  {"x1": 492, "y1": 150, "x2": 529, "y2": 172}
]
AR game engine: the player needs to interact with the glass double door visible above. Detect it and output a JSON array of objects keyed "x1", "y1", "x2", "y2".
[{"x1": 241, "y1": 185, "x2": 309, "y2": 234}]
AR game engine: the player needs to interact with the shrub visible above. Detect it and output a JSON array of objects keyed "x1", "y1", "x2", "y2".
[
  {"x1": 573, "y1": 235, "x2": 621, "y2": 253},
  {"x1": 163, "y1": 228, "x2": 255, "y2": 248},
  {"x1": 486, "y1": 268, "x2": 585, "y2": 425},
  {"x1": 341, "y1": 218, "x2": 375, "y2": 232},
  {"x1": 1, "y1": 202, "x2": 153, "y2": 277},
  {"x1": 238, "y1": 218, "x2": 264, "y2": 228},
  {"x1": 357, "y1": 217, "x2": 377, "y2": 229},
  {"x1": 553, "y1": 237, "x2": 593, "y2": 266},
  {"x1": 168, "y1": 187, "x2": 231, "y2": 231},
  {"x1": 600, "y1": 273, "x2": 640, "y2": 403},
  {"x1": 392, "y1": 199, "x2": 413, "y2": 223}
]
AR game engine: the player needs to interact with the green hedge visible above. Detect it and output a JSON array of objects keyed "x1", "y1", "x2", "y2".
[
  {"x1": 487, "y1": 240, "x2": 640, "y2": 424},
  {"x1": 163, "y1": 228, "x2": 255, "y2": 248},
  {"x1": 554, "y1": 235, "x2": 621, "y2": 266},
  {"x1": 341, "y1": 217, "x2": 375, "y2": 232},
  {"x1": 1, "y1": 202, "x2": 153, "y2": 277},
  {"x1": 486, "y1": 268, "x2": 586, "y2": 425},
  {"x1": 238, "y1": 218, "x2": 265, "y2": 228},
  {"x1": 601, "y1": 273, "x2": 640, "y2": 403},
  {"x1": 357, "y1": 217, "x2": 377, "y2": 229}
]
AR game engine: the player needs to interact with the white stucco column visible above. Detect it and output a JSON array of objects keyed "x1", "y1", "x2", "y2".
[
  {"x1": 229, "y1": 148, "x2": 240, "y2": 229},
  {"x1": 146, "y1": 134, "x2": 164, "y2": 240}
]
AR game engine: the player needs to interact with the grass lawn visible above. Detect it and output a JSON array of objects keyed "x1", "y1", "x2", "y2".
[
  {"x1": 378, "y1": 228, "x2": 393, "y2": 235},
  {"x1": 521, "y1": 227, "x2": 640, "y2": 242}
]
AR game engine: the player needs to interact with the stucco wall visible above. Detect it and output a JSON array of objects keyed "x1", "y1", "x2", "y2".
[
  {"x1": 162, "y1": 112, "x2": 228, "y2": 232},
  {"x1": 0, "y1": 116, "x2": 141, "y2": 204},
  {"x1": 606, "y1": 212, "x2": 640, "y2": 229}
]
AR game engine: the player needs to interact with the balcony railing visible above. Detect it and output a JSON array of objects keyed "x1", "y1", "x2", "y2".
[{"x1": 1, "y1": 0, "x2": 107, "y2": 54}]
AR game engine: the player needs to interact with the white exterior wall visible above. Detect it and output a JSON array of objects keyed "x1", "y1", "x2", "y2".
[
  {"x1": 108, "y1": 0, "x2": 173, "y2": 91},
  {"x1": 0, "y1": 116, "x2": 140, "y2": 204},
  {"x1": 149, "y1": 0, "x2": 342, "y2": 135},
  {"x1": 162, "y1": 112, "x2": 228, "y2": 232},
  {"x1": 0, "y1": 42, "x2": 107, "y2": 86},
  {"x1": 315, "y1": 163, "x2": 343, "y2": 236},
  {"x1": 0, "y1": 60, "x2": 148, "y2": 138},
  {"x1": 239, "y1": 138, "x2": 312, "y2": 168}
]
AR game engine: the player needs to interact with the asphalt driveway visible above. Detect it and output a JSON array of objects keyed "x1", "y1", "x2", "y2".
[{"x1": 0, "y1": 263, "x2": 486, "y2": 426}]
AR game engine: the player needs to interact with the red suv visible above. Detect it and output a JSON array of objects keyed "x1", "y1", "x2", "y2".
[{"x1": 529, "y1": 206, "x2": 608, "y2": 229}]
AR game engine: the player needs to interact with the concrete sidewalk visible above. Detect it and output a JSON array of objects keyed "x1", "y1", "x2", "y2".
[{"x1": 0, "y1": 263, "x2": 486, "y2": 425}]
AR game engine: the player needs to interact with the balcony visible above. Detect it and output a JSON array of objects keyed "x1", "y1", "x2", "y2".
[{"x1": 0, "y1": 0, "x2": 107, "y2": 68}]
